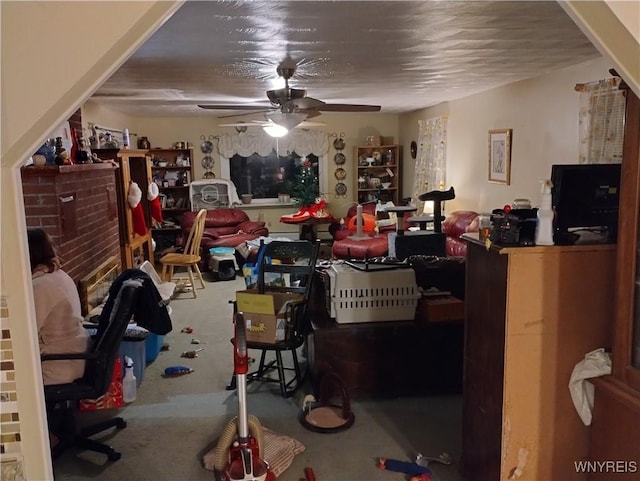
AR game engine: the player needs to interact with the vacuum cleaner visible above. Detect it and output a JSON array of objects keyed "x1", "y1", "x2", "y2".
[{"x1": 215, "y1": 311, "x2": 276, "y2": 481}]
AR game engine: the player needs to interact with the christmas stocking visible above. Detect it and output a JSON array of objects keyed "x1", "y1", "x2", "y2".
[
  {"x1": 128, "y1": 181, "x2": 147, "y2": 236},
  {"x1": 147, "y1": 182, "x2": 163, "y2": 225}
]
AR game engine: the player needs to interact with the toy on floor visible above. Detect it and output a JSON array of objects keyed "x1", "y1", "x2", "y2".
[
  {"x1": 416, "y1": 452, "x2": 453, "y2": 466},
  {"x1": 299, "y1": 466, "x2": 316, "y2": 481},
  {"x1": 162, "y1": 366, "x2": 194, "y2": 377},
  {"x1": 181, "y1": 348, "x2": 205, "y2": 358},
  {"x1": 378, "y1": 457, "x2": 432, "y2": 480}
]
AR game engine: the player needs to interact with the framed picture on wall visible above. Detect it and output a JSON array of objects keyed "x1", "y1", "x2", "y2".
[{"x1": 488, "y1": 129, "x2": 512, "y2": 184}]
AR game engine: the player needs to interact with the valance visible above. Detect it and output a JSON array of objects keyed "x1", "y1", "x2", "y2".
[{"x1": 217, "y1": 130, "x2": 329, "y2": 158}]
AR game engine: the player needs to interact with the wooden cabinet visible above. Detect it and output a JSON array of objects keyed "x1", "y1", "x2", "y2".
[
  {"x1": 92, "y1": 148, "x2": 154, "y2": 269},
  {"x1": 147, "y1": 148, "x2": 194, "y2": 260},
  {"x1": 587, "y1": 82, "x2": 640, "y2": 480},
  {"x1": 462, "y1": 237, "x2": 616, "y2": 481},
  {"x1": 354, "y1": 144, "x2": 401, "y2": 205},
  {"x1": 148, "y1": 148, "x2": 194, "y2": 224}
]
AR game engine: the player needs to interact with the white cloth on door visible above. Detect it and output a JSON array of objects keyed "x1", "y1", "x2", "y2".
[{"x1": 568, "y1": 348, "x2": 612, "y2": 426}]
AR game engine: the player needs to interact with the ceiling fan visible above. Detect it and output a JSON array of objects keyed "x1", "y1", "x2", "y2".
[
  {"x1": 197, "y1": 61, "x2": 382, "y2": 122},
  {"x1": 218, "y1": 118, "x2": 325, "y2": 130}
]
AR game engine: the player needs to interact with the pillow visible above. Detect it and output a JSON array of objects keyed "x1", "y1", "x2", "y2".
[{"x1": 347, "y1": 213, "x2": 377, "y2": 232}]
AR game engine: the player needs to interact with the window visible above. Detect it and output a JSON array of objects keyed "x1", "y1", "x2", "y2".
[
  {"x1": 228, "y1": 151, "x2": 319, "y2": 200},
  {"x1": 576, "y1": 77, "x2": 625, "y2": 164},
  {"x1": 218, "y1": 131, "x2": 329, "y2": 204}
]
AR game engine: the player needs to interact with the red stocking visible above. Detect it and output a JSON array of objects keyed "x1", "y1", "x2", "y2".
[
  {"x1": 128, "y1": 181, "x2": 147, "y2": 236},
  {"x1": 147, "y1": 182, "x2": 163, "y2": 225}
]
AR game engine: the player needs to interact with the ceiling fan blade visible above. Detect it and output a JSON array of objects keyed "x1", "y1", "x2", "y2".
[
  {"x1": 287, "y1": 97, "x2": 325, "y2": 110},
  {"x1": 218, "y1": 122, "x2": 263, "y2": 127},
  {"x1": 298, "y1": 120, "x2": 325, "y2": 127},
  {"x1": 218, "y1": 120, "x2": 324, "y2": 128},
  {"x1": 316, "y1": 104, "x2": 381, "y2": 112},
  {"x1": 215, "y1": 110, "x2": 273, "y2": 119},
  {"x1": 267, "y1": 87, "x2": 306, "y2": 105},
  {"x1": 197, "y1": 104, "x2": 271, "y2": 110},
  {"x1": 298, "y1": 110, "x2": 322, "y2": 119}
]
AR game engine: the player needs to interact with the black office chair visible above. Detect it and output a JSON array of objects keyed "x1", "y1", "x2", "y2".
[
  {"x1": 227, "y1": 240, "x2": 319, "y2": 397},
  {"x1": 42, "y1": 279, "x2": 142, "y2": 462}
]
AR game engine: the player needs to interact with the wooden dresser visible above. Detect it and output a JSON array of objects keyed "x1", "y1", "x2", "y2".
[
  {"x1": 461, "y1": 236, "x2": 616, "y2": 481},
  {"x1": 307, "y1": 275, "x2": 464, "y2": 398}
]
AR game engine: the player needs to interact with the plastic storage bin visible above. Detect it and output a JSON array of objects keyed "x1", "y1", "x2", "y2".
[
  {"x1": 325, "y1": 263, "x2": 420, "y2": 323},
  {"x1": 145, "y1": 334, "x2": 165, "y2": 363}
]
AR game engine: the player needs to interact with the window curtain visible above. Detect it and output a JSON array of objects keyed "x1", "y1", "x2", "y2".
[
  {"x1": 411, "y1": 116, "x2": 448, "y2": 213},
  {"x1": 217, "y1": 130, "x2": 329, "y2": 158},
  {"x1": 576, "y1": 78, "x2": 625, "y2": 164}
]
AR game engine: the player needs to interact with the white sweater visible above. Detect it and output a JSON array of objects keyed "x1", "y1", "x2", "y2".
[{"x1": 33, "y1": 268, "x2": 90, "y2": 385}]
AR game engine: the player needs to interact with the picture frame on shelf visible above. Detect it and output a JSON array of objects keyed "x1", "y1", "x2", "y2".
[{"x1": 488, "y1": 129, "x2": 512, "y2": 185}]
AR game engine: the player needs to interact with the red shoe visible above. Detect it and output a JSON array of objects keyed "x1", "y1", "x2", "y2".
[
  {"x1": 281, "y1": 207, "x2": 311, "y2": 222},
  {"x1": 291, "y1": 206, "x2": 311, "y2": 218}
]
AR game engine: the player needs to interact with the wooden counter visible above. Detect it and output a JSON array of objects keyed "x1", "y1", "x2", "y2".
[{"x1": 461, "y1": 238, "x2": 616, "y2": 481}]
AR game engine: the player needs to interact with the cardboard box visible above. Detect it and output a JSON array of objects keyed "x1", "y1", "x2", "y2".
[
  {"x1": 419, "y1": 295, "x2": 464, "y2": 322},
  {"x1": 236, "y1": 289, "x2": 303, "y2": 343}
]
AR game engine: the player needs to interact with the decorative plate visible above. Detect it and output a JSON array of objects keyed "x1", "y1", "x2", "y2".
[
  {"x1": 333, "y1": 137, "x2": 345, "y2": 151},
  {"x1": 335, "y1": 182, "x2": 347, "y2": 196},
  {"x1": 201, "y1": 155, "x2": 215, "y2": 170},
  {"x1": 334, "y1": 152, "x2": 346, "y2": 165},
  {"x1": 410, "y1": 140, "x2": 418, "y2": 159},
  {"x1": 334, "y1": 168, "x2": 347, "y2": 180}
]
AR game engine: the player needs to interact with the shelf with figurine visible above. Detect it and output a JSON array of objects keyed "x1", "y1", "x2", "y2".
[
  {"x1": 354, "y1": 144, "x2": 401, "y2": 206},
  {"x1": 149, "y1": 148, "x2": 194, "y2": 218}
]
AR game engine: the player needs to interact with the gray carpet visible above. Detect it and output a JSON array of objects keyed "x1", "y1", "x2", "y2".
[{"x1": 53, "y1": 273, "x2": 464, "y2": 481}]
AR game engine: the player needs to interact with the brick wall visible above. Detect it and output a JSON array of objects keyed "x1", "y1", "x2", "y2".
[{"x1": 21, "y1": 164, "x2": 121, "y2": 283}]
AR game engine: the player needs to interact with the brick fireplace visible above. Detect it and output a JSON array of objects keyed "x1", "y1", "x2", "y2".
[{"x1": 21, "y1": 163, "x2": 121, "y2": 283}]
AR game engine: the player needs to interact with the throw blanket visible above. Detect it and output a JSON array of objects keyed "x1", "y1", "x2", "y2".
[{"x1": 98, "y1": 269, "x2": 172, "y2": 337}]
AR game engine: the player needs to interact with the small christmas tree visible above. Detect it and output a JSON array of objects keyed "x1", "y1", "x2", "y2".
[{"x1": 291, "y1": 159, "x2": 319, "y2": 207}]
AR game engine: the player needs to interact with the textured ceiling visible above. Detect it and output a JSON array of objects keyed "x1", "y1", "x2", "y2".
[{"x1": 91, "y1": 0, "x2": 600, "y2": 118}]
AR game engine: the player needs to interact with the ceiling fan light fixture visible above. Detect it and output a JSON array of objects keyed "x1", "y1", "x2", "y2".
[
  {"x1": 263, "y1": 123, "x2": 289, "y2": 138},
  {"x1": 266, "y1": 111, "x2": 307, "y2": 130}
]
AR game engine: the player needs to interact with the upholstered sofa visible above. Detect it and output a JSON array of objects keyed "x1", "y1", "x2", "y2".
[
  {"x1": 441, "y1": 210, "x2": 479, "y2": 257},
  {"x1": 330, "y1": 207, "x2": 478, "y2": 259},
  {"x1": 181, "y1": 208, "x2": 269, "y2": 269}
]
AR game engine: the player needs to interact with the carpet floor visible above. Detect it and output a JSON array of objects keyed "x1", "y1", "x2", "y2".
[{"x1": 52, "y1": 273, "x2": 465, "y2": 481}]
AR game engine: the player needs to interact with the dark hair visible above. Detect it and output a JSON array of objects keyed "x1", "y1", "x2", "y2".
[{"x1": 27, "y1": 228, "x2": 60, "y2": 273}]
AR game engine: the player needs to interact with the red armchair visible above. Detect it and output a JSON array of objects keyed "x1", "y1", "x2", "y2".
[
  {"x1": 329, "y1": 204, "x2": 397, "y2": 259},
  {"x1": 181, "y1": 209, "x2": 269, "y2": 268}
]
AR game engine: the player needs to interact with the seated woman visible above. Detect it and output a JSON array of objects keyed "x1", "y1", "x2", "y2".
[{"x1": 28, "y1": 228, "x2": 90, "y2": 386}]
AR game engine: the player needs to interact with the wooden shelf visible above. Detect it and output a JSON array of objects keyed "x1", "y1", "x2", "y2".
[
  {"x1": 150, "y1": 148, "x2": 194, "y2": 220},
  {"x1": 354, "y1": 144, "x2": 401, "y2": 205}
]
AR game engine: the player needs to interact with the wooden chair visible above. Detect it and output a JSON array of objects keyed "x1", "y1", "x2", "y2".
[
  {"x1": 227, "y1": 239, "x2": 320, "y2": 397},
  {"x1": 159, "y1": 208, "x2": 207, "y2": 298}
]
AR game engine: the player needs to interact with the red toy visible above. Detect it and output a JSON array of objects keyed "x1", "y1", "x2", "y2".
[{"x1": 378, "y1": 457, "x2": 432, "y2": 480}]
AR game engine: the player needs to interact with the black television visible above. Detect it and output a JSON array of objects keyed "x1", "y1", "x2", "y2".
[{"x1": 550, "y1": 163, "x2": 621, "y2": 245}]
